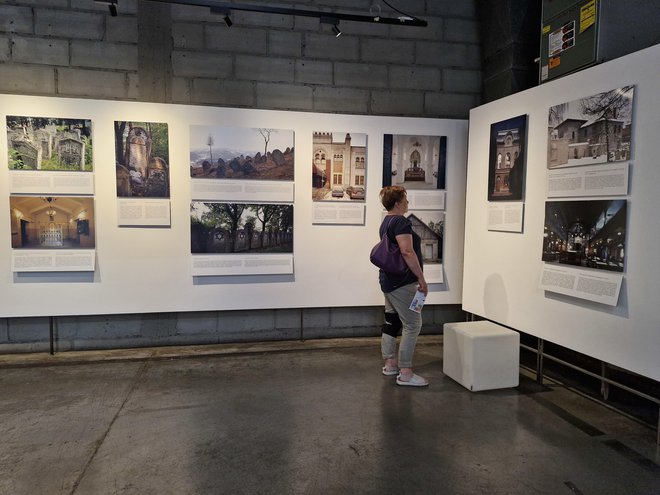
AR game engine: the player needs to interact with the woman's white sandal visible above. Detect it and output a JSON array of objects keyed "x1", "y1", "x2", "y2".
[{"x1": 396, "y1": 373, "x2": 428, "y2": 387}]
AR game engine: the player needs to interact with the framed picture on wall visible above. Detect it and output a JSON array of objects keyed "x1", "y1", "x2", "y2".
[
  {"x1": 547, "y1": 85, "x2": 634, "y2": 169},
  {"x1": 487, "y1": 114, "x2": 527, "y2": 201},
  {"x1": 115, "y1": 121, "x2": 170, "y2": 198},
  {"x1": 6, "y1": 115, "x2": 94, "y2": 195},
  {"x1": 382, "y1": 134, "x2": 446, "y2": 190},
  {"x1": 190, "y1": 202, "x2": 293, "y2": 255},
  {"x1": 7, "y1": 115, "x2": 93, "y2": 172},
  {"x1": 312, "y1": 131, "x2": 367, "y2": 202},
  {"x1": 190, "y1": 126, "x2": 294, "y2": 182},
  {"x1": 9, "y1": 196, "x2": 95, "y2": 249},
  {"x1": 542, "y1": 199, "x2": 626, "y2": 272}
]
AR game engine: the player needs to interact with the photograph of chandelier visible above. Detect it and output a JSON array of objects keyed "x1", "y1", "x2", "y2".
[
  {"x1": 9, "y1": 196, "x2": 95, "y2": 249},
  {"x1": 542, "y1": 199, "x2": 626, "y2": 272}
]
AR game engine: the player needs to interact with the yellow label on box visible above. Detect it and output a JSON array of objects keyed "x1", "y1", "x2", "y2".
[
  {"x1": 543, "y1": 24, "x2": 551, "y2": 34},
  {"x1": 580, "y1": 0, "x2": 596, "y2": 33},
  {"x1": 549, "y1": 57, "x2": 561, "y2": 69}
]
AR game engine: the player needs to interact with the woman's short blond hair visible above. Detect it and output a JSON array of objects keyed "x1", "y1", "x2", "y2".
[{"x1": 380, "y1": 186, "x2": 407, "y2": 211}]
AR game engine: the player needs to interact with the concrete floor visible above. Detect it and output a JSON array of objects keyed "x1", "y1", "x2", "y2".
[{"x1": 0, "y1": 337, "x2": 658, "y2": 495}]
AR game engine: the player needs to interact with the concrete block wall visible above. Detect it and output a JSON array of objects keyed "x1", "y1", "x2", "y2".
[
  {"x1": 0, "y1": 306, "x2": 466, "y2": 353},
  {"x1": 0, "y1": 0, "x2": 478, "y2": 352},
  {"x1": 0, "y1": 0, "x2": 482, "y2": 117}
]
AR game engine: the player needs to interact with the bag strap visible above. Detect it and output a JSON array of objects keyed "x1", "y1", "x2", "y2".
[{"x1": 384, "y1": 215, "x2": 396, "y2": 241}]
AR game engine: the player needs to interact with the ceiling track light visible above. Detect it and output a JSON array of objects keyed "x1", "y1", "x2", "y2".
[
  {"x1": 210, "y1": 7, "x2": 232, "y2": 26},
  {"x1": 147, "y1": 0, "x2": 427, "y2": 27},
  {"x1": 95, "y1": 0, "x2": 118, "y2": 16},
  {"x1": 320, "y1": 16, "x2": 341, "y2": 37}
]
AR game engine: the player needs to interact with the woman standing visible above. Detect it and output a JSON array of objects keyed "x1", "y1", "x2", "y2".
[{"x1": 378, "y1": 186, "x2": 429, "y2": 386}]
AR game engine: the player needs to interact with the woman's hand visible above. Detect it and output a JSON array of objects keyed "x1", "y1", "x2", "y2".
[{"x1": 396, "y1": 233, "x2": 427, "y2": 293}]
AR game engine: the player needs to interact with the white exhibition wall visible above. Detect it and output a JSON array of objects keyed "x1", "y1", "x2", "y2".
[
  {"x1": 463, "y1": 44, "x2": 660, "y2": 381},
  {"x1": 0, "y1": 95, "x2": 467, "y2": 318}
]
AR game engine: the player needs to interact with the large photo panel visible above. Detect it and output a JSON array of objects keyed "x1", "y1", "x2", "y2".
[
  {"x1": 542, "y1": 199, "x2": 626, "y2": 272},
  {"x1": 382, "y1": 134, "x2": 446, "y2": 190},
  {"x1": 6, "y1": 115, "x2": 94, "y2": 195},
  {"x1": 115, "y1": 121, "x2": 170, "y2": 198},
  {"x1": 312, "y1": 132, "x2": 367, "y2": 202},
  {"x1": 7, "y1": 115, "x2": 92, "y2": 172},
  {"x1": 487, "y1": 115, "x2": 527, "y2": 201},
  {"x1": 547, "y1": 85, "x2": 634, "y2": 169},
  {"x1": 190, "y1": 126, "x2": 294, "y2": 181},
  {"x1": 9, "y1": 196, "x2": 95, "y2": 249},
  {"x1": 191, "y1": 202, "x2": 293, "y2": 255}
]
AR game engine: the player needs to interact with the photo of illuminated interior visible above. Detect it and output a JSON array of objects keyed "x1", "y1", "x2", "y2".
[
  {"x1": 542, "y1": 199, "x2": 626, "y2": 272},
  {"x1": 9, "y1": 196, "x2": 95, "y2": 249},
  {"x1": 382, "y1": 134, "x2": 446, "y2": 190}
]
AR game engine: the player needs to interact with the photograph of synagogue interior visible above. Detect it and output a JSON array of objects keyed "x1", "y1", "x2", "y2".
[{"x1": 0, "y1": 1, "x2": 659, "y2": 494}]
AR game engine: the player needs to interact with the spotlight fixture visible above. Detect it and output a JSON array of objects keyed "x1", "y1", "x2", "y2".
[
  {"x1": 320, "y1": 16, "x2": 342, "y2": 37},
  {"x1": 210, "y1": 7, "x2": 233, "y2": 27},
  {"x1": 95, "y1": 0, "x2": 118, "y2": 17}
]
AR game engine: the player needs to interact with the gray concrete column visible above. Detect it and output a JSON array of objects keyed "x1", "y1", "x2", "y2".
[
  {"x1": 477, "y1": 0, "x2": 541, "y2": 102},
  {"x1": 138, "y1": 0, "x2": 173, "y2": 102}
]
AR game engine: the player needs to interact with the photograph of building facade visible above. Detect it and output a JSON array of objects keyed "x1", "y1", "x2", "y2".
[
  {"x1": 312, "y1": 132, "x2": 366, "y2": 201},
  {"x1": 488, "y1": 115, "x2": 526, "y2": 201},
  {"x1": 407, "y1": 211, "x2": 444, "y2": 264},
  {"x1": 547, "y1": 86, "x2": 634, "y2": 168}
]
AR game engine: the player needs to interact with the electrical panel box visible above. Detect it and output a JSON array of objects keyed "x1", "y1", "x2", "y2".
[{"x1": 540, "y1": 0, "x2": 660, "y2": 83}]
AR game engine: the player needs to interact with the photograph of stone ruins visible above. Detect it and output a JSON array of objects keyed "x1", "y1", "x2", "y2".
[
  {"x1": 190, "y1": 126, "x2": 294, "y2": 181},
  {"x1": 115, "y1": 121, "x2": 170, "y2": 198}
]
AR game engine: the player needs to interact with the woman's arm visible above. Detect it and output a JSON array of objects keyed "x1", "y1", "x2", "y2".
[{"x1": 395, "y1": 233, "x2": 428, "y2": 295}]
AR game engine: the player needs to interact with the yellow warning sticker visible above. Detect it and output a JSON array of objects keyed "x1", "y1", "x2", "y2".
[
  {"x1": 543, "y1": 24, "x2": 551, "y2": 34},
  {"x1": 580, "y1": 0, "x2": 596, "y2": 33},
  {"x1": 549, "y1": 57, "x2": 561, "y2": 69}
]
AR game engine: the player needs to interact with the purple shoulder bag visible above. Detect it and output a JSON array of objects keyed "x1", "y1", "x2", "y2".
[{"x1": 369, "y1": 216, "x2": 409, "y2": 275}]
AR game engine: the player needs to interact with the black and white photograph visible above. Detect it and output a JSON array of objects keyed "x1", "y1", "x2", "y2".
[
  {"x1": 547, "y1": 85, "x2": 634, "y2": 169},
  {"x1": 542, "y1": 199, "x2": 626, "y2": 272},
  {"x1": 191, "y1": 202, "x2": 293, "y2": 254},
  {"x1": 406, "y1": 210, "x2": 444, "y2": 265},
  {"x1": 7, "y1": 115, "x2": 92, "y2": 171},
  {"x1": 9, "y1": 196, "x2": 95, "y2": 249},
  {"x1": 190, "y1": 126, "x2": 294, "y2": 181},
  {"x1": 312, "y1": 132, "x2": 367, "y2": 201},
  {"x1": 382, "y1": 134, "x2": 446, "y2": 190},
  {"x1": 115, "y1": 121, "x2": 170, "y2": 197},
  {"x1": 487, "y1": 115, "x2": 527, "y2": 201}
]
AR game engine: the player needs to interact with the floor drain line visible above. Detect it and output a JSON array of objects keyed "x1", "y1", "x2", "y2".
[{"x1": 564, "y1": 481, "x2": 584, "y2": 494}]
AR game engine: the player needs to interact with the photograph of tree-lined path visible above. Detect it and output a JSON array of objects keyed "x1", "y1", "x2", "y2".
[{"x1": 191, "y1": 202, "x2": 293, "y2": 254}]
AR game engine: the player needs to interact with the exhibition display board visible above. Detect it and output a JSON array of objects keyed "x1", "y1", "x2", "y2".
[
  {"x1": 463, "y1": 44, "x2": 660, "y2": 381},
  {"x1": 1, "y1": 95, "x2": 467, "y2": 318}
]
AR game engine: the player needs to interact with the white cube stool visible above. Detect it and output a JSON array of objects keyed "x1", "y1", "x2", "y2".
[{"x1": 443, "y1": 321, "x2": 520, "y2": 391}]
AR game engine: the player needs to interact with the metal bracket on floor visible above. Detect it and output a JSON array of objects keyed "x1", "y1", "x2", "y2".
[
  {"x1": 536, "y1": 338, "x2": 544, "y2": 385},
  {"x1": 521, "y1": 339, "x2": 660, "y2": 445},
  {"x1": 49, "y1": 316, "x2": 56, "y2": 355}
]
